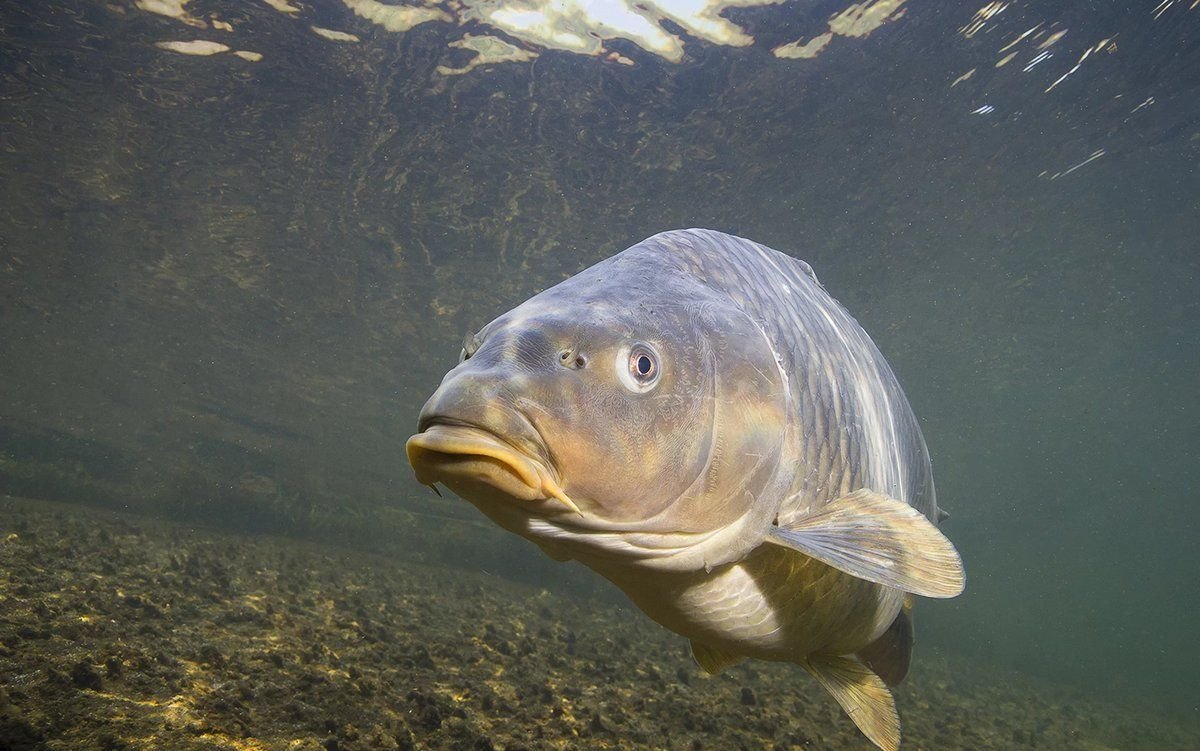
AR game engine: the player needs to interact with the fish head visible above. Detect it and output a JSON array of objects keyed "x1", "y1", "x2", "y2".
[{"x1": 407, "y1": 258, "x2": 789, "y2": 569}]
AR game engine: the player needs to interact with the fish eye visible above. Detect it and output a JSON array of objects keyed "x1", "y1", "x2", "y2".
[
  {"x1": 617, "y1": 343, "x2": 661, "y2": 393},
  {"x1": 632, "y1": 351, "x2": 655, "y2": 380}
]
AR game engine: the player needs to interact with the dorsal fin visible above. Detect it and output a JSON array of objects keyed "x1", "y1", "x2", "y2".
[
  {"x1": 857, "y1": 597, "x2": 915, "y2": 687},
  {"x1": 804, "y1": 654, "x2": 900, "y2": 751}
]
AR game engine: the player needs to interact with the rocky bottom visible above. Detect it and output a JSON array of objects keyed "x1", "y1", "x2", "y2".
[{"x1": 0, "y1": 495, "x2": 1194, "y2": 751}]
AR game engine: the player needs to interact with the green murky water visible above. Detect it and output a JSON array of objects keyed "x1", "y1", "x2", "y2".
[{"x1": 1, "y1": 1, "x2": 1197, "y2": 748}]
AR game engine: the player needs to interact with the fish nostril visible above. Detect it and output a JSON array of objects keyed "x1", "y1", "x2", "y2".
[{"x1": 558, "y1": 347, "x2": 587, "y2": 370}]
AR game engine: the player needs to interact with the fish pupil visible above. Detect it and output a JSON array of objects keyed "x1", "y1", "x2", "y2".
[{"x1": 620, "y1": 344, "x2": 660, "y2": 391}]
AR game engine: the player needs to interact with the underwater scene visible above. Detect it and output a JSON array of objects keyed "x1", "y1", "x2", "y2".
[{"x1": 1, "y1": 1, "x2": 1198, "y2": 749}]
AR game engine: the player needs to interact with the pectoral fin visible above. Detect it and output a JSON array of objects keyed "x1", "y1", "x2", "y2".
[
  {"x1": 804, "y1": 654, "x2": 900, "y2": 751},
  {"x1": 766, "y1": 489, "x2": 965, "y2": 598},
  {"x1": 690, "y1": 640, "x2": 744, "y2": 674}
]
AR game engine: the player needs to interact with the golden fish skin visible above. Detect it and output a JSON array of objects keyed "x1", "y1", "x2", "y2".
[{"x1": 408, "y1": 229, "x2": 964, "y2": 751}]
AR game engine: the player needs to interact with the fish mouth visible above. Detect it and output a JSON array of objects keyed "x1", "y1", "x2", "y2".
[{"x1": 406, "y1": 421, "x2": 580, "y2": 515}]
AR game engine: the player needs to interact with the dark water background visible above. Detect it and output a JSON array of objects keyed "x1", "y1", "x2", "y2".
[{"x1": 1, "y1": 0, "x2": 1197, "y2": 725}]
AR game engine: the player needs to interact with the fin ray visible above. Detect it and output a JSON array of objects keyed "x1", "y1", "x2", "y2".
[
  {"x1": 766, "y1": 489, "x2": 965, "y2": 598},
  {"x1": 805, "y1": 654, "x2": 900, "y2": 751},
  {"x1": 690, "y1": 640, "x2": 744, "y2": 674}
]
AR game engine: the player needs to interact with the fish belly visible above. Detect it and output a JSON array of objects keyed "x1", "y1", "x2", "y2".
[{"x1": 602, "y1": 545, "x2": 902, "y2": 663}]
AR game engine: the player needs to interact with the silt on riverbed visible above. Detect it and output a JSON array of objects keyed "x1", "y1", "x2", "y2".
[{"x1": 2, "y1": 495, "x2": 1197, "y2": 751}]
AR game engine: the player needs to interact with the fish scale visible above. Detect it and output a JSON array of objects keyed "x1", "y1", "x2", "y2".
[
  {"x1": 408, "y1": 228, "x2": 964, "y2": 751},
  {"x1": 635, "y1": 230, "x2": 931, "y2": 523}
]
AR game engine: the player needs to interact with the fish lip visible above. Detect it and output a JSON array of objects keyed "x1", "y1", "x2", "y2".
[
  {"x1": 416, "y1": 413, "x2": 547, "y2": 467},
  {"x1": 406, "y1": 418, "x2": 579, "y2": 514}
]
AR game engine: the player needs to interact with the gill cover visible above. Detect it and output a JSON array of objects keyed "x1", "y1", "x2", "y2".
[{"x1": 421, "y1": 248, "x2": 793, "y2": 572}]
